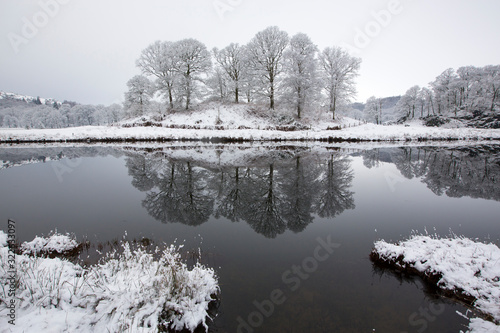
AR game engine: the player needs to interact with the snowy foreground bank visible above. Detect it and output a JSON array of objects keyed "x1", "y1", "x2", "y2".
[
  {"x1": 1, "y1": 121, "x2": 500, "y2": 143},
  {"x1": 371, "y1": 235, "x2": 500, "y2": 332},
  {"x1": 0, "y1": 231, "x2": 219, "y2": 332}
]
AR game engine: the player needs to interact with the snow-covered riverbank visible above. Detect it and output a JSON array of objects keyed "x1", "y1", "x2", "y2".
[
  {"x1": 371, "y1": 235, "x2": 500, "y2": 332},
  {"x1": 2, "y1": 104, "x2": 499, "y2": 143},
  {"x1": 0, "y1": 231, "x2": 219, "y2": 332},
  {"x1": 1, "y1": 121, "x2": 499, "y2": 143}
]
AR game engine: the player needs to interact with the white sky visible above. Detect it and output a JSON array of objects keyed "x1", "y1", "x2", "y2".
[{"x1": 1, "y1": 0, "x2": 499, "y2": 105}]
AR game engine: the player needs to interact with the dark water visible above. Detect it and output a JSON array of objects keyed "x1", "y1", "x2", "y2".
[{"x1": 1, "y1": 144, "x2": 499, "y2": 332}]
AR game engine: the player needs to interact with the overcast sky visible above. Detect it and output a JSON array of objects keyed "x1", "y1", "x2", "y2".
[{"x1": 1, "y1": 0, "x2": 499, "y2": 105}]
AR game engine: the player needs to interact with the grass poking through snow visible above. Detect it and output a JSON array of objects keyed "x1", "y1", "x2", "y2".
[{"x1": 0, "y1": 231, "x2": 219, "y2": 332}]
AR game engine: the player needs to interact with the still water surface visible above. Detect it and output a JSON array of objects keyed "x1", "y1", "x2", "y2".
[{"x1": 1, "y1": 144, "x2": 499, "y2": 332}]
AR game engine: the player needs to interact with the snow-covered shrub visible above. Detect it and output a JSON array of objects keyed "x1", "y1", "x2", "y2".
[
  {"x1": 20, "y1": 231, "x2": 80, "y2": 255},
  {"x1": 0, "y1": 231, "x2": 219, "y2": 332}
]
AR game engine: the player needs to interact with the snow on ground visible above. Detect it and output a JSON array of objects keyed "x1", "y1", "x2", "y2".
[
  {"x1": 1, "y1": 104, "x2": 498, "y2": 143},
  {"x1": 123, "y1": 103, "x2": 277, "y2": 130},
  {"x1": 121, "y1": 102, "x2": 361, "y2": 131},
  {"x1": 466, "y1": 318, "x2": 500, "y2": 333},
  {"x1": 0, "y1": 232, "x2": 6, "y2": 247},
  {"x1": 20, "y1": 232, "x2": 79, "y2": 255},
  {"x1": 0, "y1": 231, "x2": 219, "y2": 332},
  {"x1": 0, "y1": 120, "x2": 499, "y2": 143},
  {"x1": 372, "y1": 235, "x2": 500, "y2": 331}
]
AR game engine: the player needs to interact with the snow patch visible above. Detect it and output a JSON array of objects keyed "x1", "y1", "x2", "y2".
[
  {"x1": 20, "y1": 232, "x2": 80, "y2": 255},
  {"x1": 464, "y1": 317, "x2": 500, "y2": 332},
  {"x1": 1, "y1": 121, "x2": 499, "y2": 143},
  {"x1": 0, "y1": 231, "x2": 219, "y2": 332},
  {"x1": 0, "y1": 231, "x2": 6, "y2": 247},
  {"x1": 372, "y1": 235, "x2": 500, "y2": 329}
]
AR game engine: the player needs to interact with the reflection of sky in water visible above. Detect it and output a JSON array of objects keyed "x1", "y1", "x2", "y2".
[{"x1": 0, "y1": 145, "x2": 499, "y2": 331}]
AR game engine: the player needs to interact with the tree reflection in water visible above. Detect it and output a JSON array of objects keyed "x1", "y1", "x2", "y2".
[
  {"x1": 361, "y1": 145, "x2": 500, "y2": 201},
  {"x1": 125, "y1": 148, "x2": 355, "y2": 238},
  {"x1": 0, "y1": 144, "x2": 498, "y2": 236},
  {"x1": 140, "y1": 161, "x2": 215, "y2": 226}
]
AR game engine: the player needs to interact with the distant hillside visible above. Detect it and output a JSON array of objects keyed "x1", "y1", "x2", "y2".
[
  {"x1": 351, "y1": 102, "x2": 365, "y2": 111},
  {"x1": 0, "y1": 91, "x2": 77, "y2": 109}
]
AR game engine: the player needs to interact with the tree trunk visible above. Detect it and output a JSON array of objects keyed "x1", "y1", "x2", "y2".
[
  {"x1": 491, "y1": 85, "x2": 498, "y2": 112},
  {"x1": 139, "y1": 94, "x2": 144, "y2": 116},
  {"x1": 219, "y1": 77, "x2": 224, "y2": 100},
  {"x1": 166, "y1": 83, "x2": 174, "y2": 110},
  {"x1": 235, "y1": 83, "x2": 239, "y2": 104},
  {"x1": 297, "y1": 86, "x2": 302, "y2": 119},
  {"x1": 185, "y1": 78, "x2": 191, "y2": 110},
  {"x1": 169, "y1": 93, "x2": 173, "y2": 109},
  {"x1": 270, "y1": 81, "x2": 275, "y2": 110},
  {"x1": 330, "y1": 95, "x2": 337, "y2": 120}
]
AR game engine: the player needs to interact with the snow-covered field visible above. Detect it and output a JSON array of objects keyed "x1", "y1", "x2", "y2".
[
  {"x1": 0, "y1": 231, "x2": 219, "y2": 332},
  {"x1": 0, "y1": 121, "x2": 499, "y2": 143},
  {"x1": 372, "y1": 235, "x2": 500, "y2": 332},
  {"x1": 0, "y1": 104, "x2": 499, "y2": 143}
]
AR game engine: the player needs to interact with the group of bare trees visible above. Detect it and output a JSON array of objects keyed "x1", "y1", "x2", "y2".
[
  {"x1": 393, "y1": 65, "x2": 500, "y2": 120},
  {"x1": 126, "y1": 26, "x2": 361, "y2": 120},
  {"x1": 128, "y1": 39, "x2": 212, "y2": 114}
]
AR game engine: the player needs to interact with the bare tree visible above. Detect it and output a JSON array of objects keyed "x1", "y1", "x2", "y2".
[
  {"x1": 419, "y1": 87, "x2": 435, "y2": 116},
  {"x1": 483, "y1": 65, "x2": 500, "y2": 112},
  {"x1": 364, "y1": 96, "x2": 383, "y2": 124},
  {"x1": 206, "y1": 66, "x2": 229, "y2": 102},
  {"x1": 456, "y1": 66, "x2": 482, "y2": 113},
  {"x1": 430, "y1": 68, "x2": 458, "y2": 115},
  {"x1": 396, "y1": 85, "x2": 421, "y2": 120},
  {"x1": 213, "y1": 43, "x2": 247, "y2": 103},
  {"x1": 319, "y1": 47, "x2": 361, "y2": 119},
  {"x1": 136, "y1": 41, "x2": 177, "y2": 110},
  {"x1": 283, "y1": 33, "x2": 318, "y2": 118},
  {"x1": 247, "y1": 26, "x2": 289, "y2": 110},
  {"x1": 173, "y1": 38, "x2": 212, "y2": 110},
  {"x1": 124, "y1": 75, "x2": 154, "y2": 117}
]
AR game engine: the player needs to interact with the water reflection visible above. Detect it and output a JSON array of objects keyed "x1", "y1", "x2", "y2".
[
  {"x1": 1, "y1": 144, "x2": 499, "y2": 238},
  {"x1": 360, "y1": 145, "x2": 500, "y2": 201},
  {"x1": 125, "y1": 149, "x2": 355, "y2": 238},
  {"x1": 141, "y1": 161, "x2": 215, "y2": 226}
]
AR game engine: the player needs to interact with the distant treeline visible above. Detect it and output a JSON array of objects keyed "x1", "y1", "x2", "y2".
[{"x1": 0, "y1": 95, "x2": 124, "y2": 129}]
